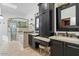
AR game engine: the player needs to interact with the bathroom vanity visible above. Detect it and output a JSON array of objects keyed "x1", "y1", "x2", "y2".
[
  {"x1": 49, "y1": 36, "x2": 79, "y2": 56},
  {"x1": 28, "y1": 33, "x2": 39, "y2": 48},
  {"x1": 33, "y1": 36, "x2": 50, "y2": 49},
  {"x1": 52, "y1": 3, "x2": 79, "y2": 56}
]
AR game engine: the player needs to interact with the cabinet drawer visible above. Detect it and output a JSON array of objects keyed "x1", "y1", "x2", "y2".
[
  {"x1": 34, "y1": 39, "x2": 41, "y2": 43},
  {"x1": 34, "y1": 39, "x2": 49, "y2": 47}
]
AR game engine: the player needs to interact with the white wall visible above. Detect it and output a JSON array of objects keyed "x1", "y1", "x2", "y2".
[
  {"x1": 25, "y1": 3, "x2": 39, "y2": 32},
  {"x1": 70, "y1": 17, "x2": 76, "y2": 25}
]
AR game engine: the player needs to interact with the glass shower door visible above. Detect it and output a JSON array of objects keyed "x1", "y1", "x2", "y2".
[
  {"x1": 11, "y1": 23, "x2": 16, "y2": 41},
  {"x1": 8, "y1": 22, "x2": 17, "y2": 41}
]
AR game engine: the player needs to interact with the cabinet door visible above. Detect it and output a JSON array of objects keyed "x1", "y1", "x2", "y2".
[
  {"x1": 43, "y1": 10, "x2": 50, "y2": 35},
  {"x1": 39, "y1": 13, "x2": 43, "y2": 35},
  {"x1": 39, "y1": 10, "x2": 50, "y2": 36},
  {"x1": 50, "y1": 40, "x2": 64, "y2": 56},
  {"x1": 28, "y1": 35, "x2": 37, "y2": 49},
  {"x1": 28, "y1": 35, "x2": 32, "y2": 47},
  {"x1": 64, "y1": 43, "x2": 79, "y2": 56}
]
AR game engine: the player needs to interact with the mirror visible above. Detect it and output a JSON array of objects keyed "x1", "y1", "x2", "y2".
[
  {"x1": 35, "y1": 16, "x2": 39, "y2": 32},
  {"x1": 56, "y1": 3, "x2": 79, "y2": 31},
  {"x1": 36, "y1": 18, "x2": 39, "y2": 29},
  {"x1": 61, "y1": 5, "x2": 76, "y2": 28}
]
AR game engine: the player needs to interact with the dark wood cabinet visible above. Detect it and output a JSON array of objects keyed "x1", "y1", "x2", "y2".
[
  {"x1": 50, "y1": 39, "x2": 79, "y2": 56},
  {"x1": 38, "y1": 3, "x2": 54, "y2": 36},
  {"x1": 50, "y1": 40, "x2": 64, "y2": 56},
  {"x1": 28, "y1": 34, "x2": 39, "y2": 48},
  {"x1": 34, "y1": 39, "x2": 49, "y2": 48},
  {"x1": 39, "y1": 10, "x2": 50, "y2": 36},
  {"x1": 64, "y1": 43, "x2": 79, "y2": 56},
  {"x1": 38, "y1": 3, "x2": 49, "y2": 14},
  {"x1": 29, "y1": 34, "x2": 32, "y2": 47},
  {"x1": 38, "y1": 3, "x2": 54, "y2": 14}
]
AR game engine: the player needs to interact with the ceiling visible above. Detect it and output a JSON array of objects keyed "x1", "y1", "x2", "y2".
[{"x1": 0, "y1": 3, "x2": 38, "y2": 18}]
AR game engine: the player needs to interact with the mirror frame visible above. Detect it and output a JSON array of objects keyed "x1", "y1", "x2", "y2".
[{"x1": 56, "y1": 3, "x2": 79, "y2": 31}]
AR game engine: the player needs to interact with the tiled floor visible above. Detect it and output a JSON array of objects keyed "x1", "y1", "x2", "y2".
[{"x1": 0, "y1": 40, "x2": 41, "y2": 56}]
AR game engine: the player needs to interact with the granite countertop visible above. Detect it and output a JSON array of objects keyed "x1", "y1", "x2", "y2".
[
  {"x1": 49, "y1": 36, "x2": 79, "y2": 45},
  {"x1": 17, "y1": 28, "x2": 33, "y2": 33},
  {"x1": 29, "y1": 33, "x2": 39, "y2": 36},
  {"x1": 34, "y1": 36, "x2": 50, "y2": 42}
]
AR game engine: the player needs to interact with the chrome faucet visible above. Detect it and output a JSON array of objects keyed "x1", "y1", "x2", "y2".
[{"x1": 66, "y1": 32, "x2": 68, "y2": 37}]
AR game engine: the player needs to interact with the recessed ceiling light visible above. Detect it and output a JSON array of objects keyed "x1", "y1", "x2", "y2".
[{"x1": 1, "y1": 3, "x2": 17, "y2": 9}]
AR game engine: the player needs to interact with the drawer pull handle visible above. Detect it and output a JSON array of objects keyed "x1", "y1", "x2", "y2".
[{"x1": 67, "y1": 45, "x2": 79, "y2": 49}]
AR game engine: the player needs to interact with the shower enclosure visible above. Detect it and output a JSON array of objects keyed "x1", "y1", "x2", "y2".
[
  {"x1": 8, "y1": 18, "x2": 28, "y2": 41},
  {"x1": 8, "y1": 20, "x2": 17, "y2": 41}
]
